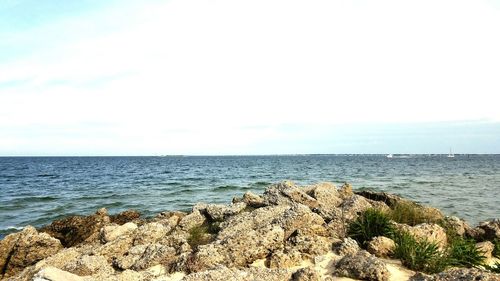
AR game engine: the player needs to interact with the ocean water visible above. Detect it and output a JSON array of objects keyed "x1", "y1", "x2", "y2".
[{"x1": 1, "y1": 155, "x2": 499, "y2": 239}]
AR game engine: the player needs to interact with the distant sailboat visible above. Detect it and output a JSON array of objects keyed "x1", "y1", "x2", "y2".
[
  {"x1": 386, "y1": 154, "x2": 393, "y2": 158},
  {"x1": 447, "y1": 148, "x2": 455, "y2": 158}
]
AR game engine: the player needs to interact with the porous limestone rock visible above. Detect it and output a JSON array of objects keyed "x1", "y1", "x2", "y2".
[
  {"x1": 410, "y1": 267, "x2": 500, "y2": 281},
  {"x1": 338, "y1": 194, "x2": 373, "y2": 222},
  {"x1": 109, "y1": 210, "x2": 141, "y2": 225},
  {"x1": 272, "y1": 203, "x2": 326, "y2": 239},
  {"x1": 178, "y1": 210, "x2": 206, "y2": 231},
  {"x1": 242, "y1": 191, "x2": 266, "y2": 208},
  {"x1": 286, "y1": 230, "x2": 335, "y2": 256},
  {"x1": 475, "y1": 219, "x2": 500, "y2": 241},
  {"x1": 205, "y1": 202, "x2": 247, "y2": 221},
  {"x1": 33, "y1": 266, "x2": 85, "y2": 281},
  {"x1": 395, "y1": 223, "x2": 448, "y2": 248},
  {"x1": 367, "y1": 236, "x2": 396, "y2": 257},
  {"x1": 291, "y1": 267, "x2": 321, "y2": 281},
  {"x1": 100, "y1": 222, "x2": 137, "y2": 243},
  {"x1": 476, "y1": 241, "x2": 495, "y2": 260},
  {"x1": 182, "y1": 266, "x2": 293, "y2": 281},
  {"x1": 62, "y1": 254, "x2": 113, "y2": 276},
  {"x1": 333, "y1": 237, "x2": 360, "y2": 256},
  {"x1": 262, "y1": 181, "x2": 319, "y2": 209},
  {"x1": 267, "y1": 249, "x2": 303, "y2": 269},
  {"x1": 442, "y1": 216, "x2": 471, "y2": 237},
  {"x1": 39, "y1": 208, "x2": 110, "y2": 247},
  {"x1": 0, "y1": 226, "x2": 63, "y2": 279},
  {"x1": 333, "y1": 250, "x2": 390, "y2": 281},
  {"x1": 133, "y1": 222, "x2": 169, "y2": 245}
]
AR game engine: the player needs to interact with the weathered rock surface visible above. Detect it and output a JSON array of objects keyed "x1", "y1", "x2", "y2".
[
  {"x1": 262, "y1": 181, "x2": 319, "y2": 209},
  {"x1": 395, "y1": 223, "x2": 448, "y2": 248},
  {"x1": 333, "y1": 250, "x2": 390, "y2": 281},
  {"x1": 410, "y1": 267, "x2": 500, "y2": 281},
  {"x1": 100, "y1": 222, "x2": 137, "y2": 243},
  {"x1": 182, "y1": 265, "x2": 293, "y2": 281},
  {"x1": 333, "y1": 237, "x2": 360, "y2": 256},
  {"x1": 367, "y1": 236, "x2": 396, "y2": 257},
  {"x1": 0, "y1": 226, "x2": 63, "y2": 279},
  {"x1": 475, "y1": 219, "x2": 500, "y2": 241},
  {"x1": 476, "y1": 241, "x2": 495, "y2": 260},
  {"x1": 39, "y1": 209, "x2": 110, "y2": 247},
  {"x1": 291, "y1": 267, "x2": 321, "y2": 281},
  {"x1": 205, "y1": 202, "x2": 247, "y2": 221},
  {"x1": 109, "y1": 210, "x2": 141, "y2": 225}
]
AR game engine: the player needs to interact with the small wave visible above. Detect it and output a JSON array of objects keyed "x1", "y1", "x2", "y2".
[
  {"x1": 2, "y1": 226, "x2": 23, "y2": 231},
  {"x1": 36, "y1": 174, "x2": 59, "y2": 178},
  {"x1": 214, "y1": 185, "x2": 241, "y2": 191},
  {"x1": 252, "y1": 181, "x2": 271, "y2": 187}
]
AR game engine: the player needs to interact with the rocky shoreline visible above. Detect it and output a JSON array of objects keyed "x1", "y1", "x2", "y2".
[{"x1": 1, "y1": 181, "x2": 499, "y2": 281}]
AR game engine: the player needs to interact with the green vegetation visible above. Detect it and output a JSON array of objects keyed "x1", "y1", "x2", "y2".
[
  {"x1": 348, "y1": 208, "x2": 394, "y2": 247},
  {"x1": 493, "y1": 239, "x2": 500, "y2": 258},
  {"x1": 187, "y1": 221, "x2": 221, "y2": 250},
  {"x1": 392, "y1": 231, "x2": 448, "y2": 274},
  {"x1": 486, "y1": 261, "x2": 500, "y2": 273},
  {"x1": 447, "y1": 237, "x2": 486, "y2": 268},
  {"x1": 388, "y1": 201, "x2": 441, "y2": 226}
]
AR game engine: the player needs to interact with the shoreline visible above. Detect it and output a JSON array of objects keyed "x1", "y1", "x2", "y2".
[{"x1": 1, "y1": 181, "x2": 499, "y2": 280}]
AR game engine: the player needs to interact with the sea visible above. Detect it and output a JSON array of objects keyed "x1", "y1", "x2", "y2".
[{"x1": 1, "y1": 155, "x2": 499, "y2": 239}]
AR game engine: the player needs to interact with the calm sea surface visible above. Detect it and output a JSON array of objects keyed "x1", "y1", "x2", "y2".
[{"x1": 1, "y1": 155, "x2": 499, "y2": 239}]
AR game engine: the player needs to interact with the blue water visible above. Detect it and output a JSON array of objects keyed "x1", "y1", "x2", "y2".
[{"x1": 1, "y1": 155, "x2": 499, "y2": 239}]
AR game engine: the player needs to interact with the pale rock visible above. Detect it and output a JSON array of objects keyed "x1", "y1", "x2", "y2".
[
  {"x1": 62, "y1": 254, "x2": 113, "y2": 276},
  {"x1": 396, "y1": 223, "x2": 448, "y2": 249},
  {"x1": 205, "y1": 202, "x2": 247, "y2": 221},
  {"x1": 334, "y1": 237, "x2": 361, "y2": 256},
  {"x1": 262, "y1": 181, "x2": 319, "y2": 209},
  {"x1": 267, "y1": 249, "x2": 303, "y2": 269},
  {"x1": 476, "y1": 241, "x2": 495, "y2": 260},
  {"x1": 367, "y1": 236, "x2": 396, "y2": 257},
  {"x1": 333, "y1": 250, "x2": 390, "y2": 281},
  {"x1": 133, "y1": 222, "x2": 169, "y2": 245},
  {"x1": 338, "y1": 194, "x2": 373, "y2": 222},
  {"x1": 178, "y1": 210, "x2": 206, "y2": 231},
  {"x1": 410, "y1": 267, "x2": 500, "y2": 281},
  {"x1": 0, "y1": 226, "x2": 63, "y2": 279},
  {"x1": 242, "y1": 191, "x2": 266, "y2": 208},
  {"x1": 271, "y1": 203, "x2": 325, "y2": 239},
  {"x1": 287, "y1": 231, "x2": 334, "y2": 256},
  {"x1": 33, "y1": 266, "x2": 85, "y2": 281},
  {"x1": 100, "y1": 222, "x2": 137, "y2": 243},
  {"x1": 291, "y1": 267, "x2": 321, "y2": 281}
]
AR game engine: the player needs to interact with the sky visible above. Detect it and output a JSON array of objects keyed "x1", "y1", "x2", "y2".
[{"x1": 0, "y1": 0, "x2": 499, "y2": 156}]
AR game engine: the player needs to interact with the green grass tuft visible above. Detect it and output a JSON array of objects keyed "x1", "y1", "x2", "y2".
[
  {"x1": 486, "y1": 261, "x2": 500, "y2": 273},
  {"x1": 392, "y1": 231, "x2": 449, "y2": 274},
  {"x1": 388, "y1": 201, "x2": 442, "y2": 226},
  {"x1": 348, "y1": 208, "x2": 394, "y2": 247},
  {"x1": 493, "y1": 239, "x2": 500, "y2": 258},
  {"x1": 447, "y1": 237, "x2": 486, "y2": 268}
]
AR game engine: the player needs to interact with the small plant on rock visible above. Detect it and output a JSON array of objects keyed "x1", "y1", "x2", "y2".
[
  {"x1": 348, "y1": 208, "x2": 394, "y2": 247},
  {"x1": 493, "y1": 239, "x2": 500, "y2": 258},
  {"x1": 187, "y1": 221, "x2": 221, "y2": 250},
  {"x1": 447, "y1": 237, "x2": 486, "y2": 268},
  {"x1": 393, "y1": 231, "x2": 449, "y2": 274}
]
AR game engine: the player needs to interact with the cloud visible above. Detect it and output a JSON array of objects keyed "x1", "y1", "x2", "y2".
[{"x1": 1, "y1": 0, "x2": 500, "y2": 155}]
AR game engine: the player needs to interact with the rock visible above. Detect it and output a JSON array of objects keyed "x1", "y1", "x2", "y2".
[
  {"x1": 395, "y1": 223, "x2": 448, "y2": 249},
  {"x1": 339, "y1": 183, "x2": 354, "y2": 199},
  {"x1": 100, "y1": 222, "x2": 138, "y2": 243},
  {"x1": 94, "y1": 234, "x2": 134, "y2": 262},
  {"x1": 62, "y1": 254, "x2": 113, "y2": 276},
  {"x1": 272, "y1": 203, "x2": 326, "y2": 239},
  {"x1": 109, "y1": 210, "x2": 141, "y2": 225},
  {"x1": 242, "y1": 191, "x2": 266, "y2": 208},
  {"x1": 441, "y1": 216, "x2": 470, "y2": 237},
  {"x1": 338, "y1": 195, "x2": 373, "y2": 222},
  {"x1": 476, "y1": 219, "x2": 500, "y2": 241},
  {"x1": 33, "y1": 266, "x2": 85, "y2": 281},
  {"x1": 410, "y1": 267, "x2": 500, "y2": 281},
  {"x1": 39, "y1": 208, "x2": 110, "y2": 247},
  {"x1": 333, "y1": 237, "x2": 360, "y2": 256},
  {"x1": 267, "y1": 249, "x2": 302, "y2": 269},
  {"x1": 128, "y1": 243, "x2": 176, "y2": 270},
  {"x1": 307, "y1": 182, "x2": 342, "y2": 207},
  {"x1": 0, "y1": 226, "x2": 63, "y2": 279},
  {"x1": 355, "y1": 190, "x2": 405, "y2": 208},
  {"x1": 476, "y1": 241, "x2": 495, "y2": 260},
  {"x1": 205, "y1": 202, "x2": 247, "y2": 221},
  {"x1": 262, "y1": 181, "x2": 319, "y2": 209},
  {"x1": 190, "y1": 224, "x2": 285, "y2": 271},
  {"x1": 333, "y1": 250, "x2": 389, "y2": 281},
  {"x1": 182, "y1": 266, "x2": 293, "y2": 281},
  {"x1": 286, "y1": 230, "x2": 334, "y2": 256},
  {"x1": 292, "y1": 267, "x2": 321, "y2": 281},
  {"x1": 133, "y1": 222, "x2": 169, "y2": 245},
  {"x1": 178, "y1": 210, "x2": 206, "y2": 231},
  {"x1": 367, "y1": 236, "x2": 396, "y2": 257}
]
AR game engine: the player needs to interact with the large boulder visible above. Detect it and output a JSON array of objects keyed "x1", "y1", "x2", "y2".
[
  {"x1": 0, "y1": 226, "x2": 63, "y2": 279},
  {"x1": 333, "y1": 250, "x2": 390, "y2": 281},
  {"x1": 99, "y1": 222, "x2": 137, "y2": 243},
  {"x1": 205, "y1": 202, "x2": 247, "y2": 221},
  {"x1": 410, "y1": 267, "x2": 500, "y2": 281},
  {"x1": 38, "y1": 208, "x2": 110, "y2": 247},
  {"x1": 333, "y1": 237, "x2": 360, "y2": 256}
]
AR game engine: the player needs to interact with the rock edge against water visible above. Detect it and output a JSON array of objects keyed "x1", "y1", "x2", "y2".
[{"x1": 0, "y1": 181, "x2": 499, "y2": 281}]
